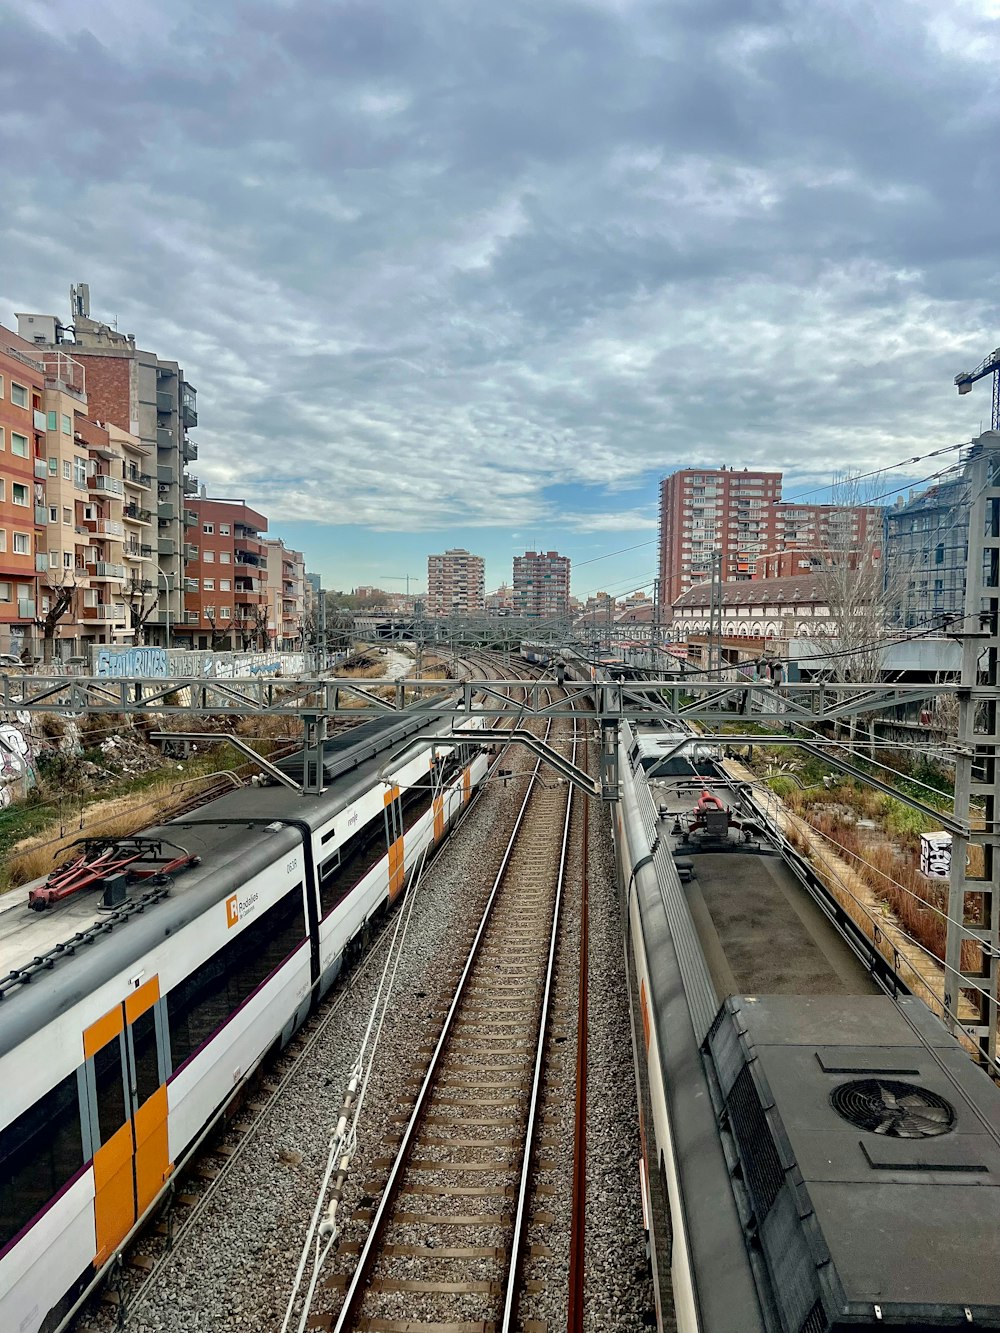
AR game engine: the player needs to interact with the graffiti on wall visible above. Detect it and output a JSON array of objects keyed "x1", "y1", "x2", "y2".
[
  {"x1": 0, "y1": 712, "x2": 38, "y2": 810},
  {"x1": 95, "y1": 647, "x2": 169, "y2": 678}
]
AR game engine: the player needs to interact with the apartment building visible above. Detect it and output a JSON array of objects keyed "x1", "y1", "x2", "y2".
[
  {"x1": 775, "y1": 502, "x2": 881, "y2": 553},
  {"x1": 658, "y1": 467, "x2": 783, "y2": 609},
  {"x1": 512, "y1": 550, "x2": 571, "y2": 619},
  {"x1": 179, "y1": 498, "x2": 268, "y2": 649},
  {"x1": 485, "y1": 583, "x2": 515, "y2": 616},
  {"x1": 426, "y1": 548, "x2": 485, "y2": 616},
  {"x1": 264, "y1": 538, "x2": 307, "y2": 649},
  {"x1": 17, "y1": 285, "x2": 197, "y2": 646},
  {"x1": 881, "y1": 437, "x2": 1000, "y2": 631},
  {"x1": 0, "y1": 332, "x2": 46, "y2": 656}
]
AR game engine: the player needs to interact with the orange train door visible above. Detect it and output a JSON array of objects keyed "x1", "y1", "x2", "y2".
[
  {"x1": 432, "y1": 754, "x2": 445, "y2": 840},
  {"x1": 83, "y1": 976, "x2": 172, "y2": 1266},
  {"x1": 384, "y1": 785, "x2": 405, "y2": 901}
]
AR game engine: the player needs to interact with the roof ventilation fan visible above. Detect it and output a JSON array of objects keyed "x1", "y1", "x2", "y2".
[{"x1": 830, "y1": 1079, "x2": 956, "y2": 1139}]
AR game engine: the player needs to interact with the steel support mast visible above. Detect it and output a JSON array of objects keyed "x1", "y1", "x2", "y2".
[{"x1": 945, "y1": 436, "x2": 1000, "y2": 1063}]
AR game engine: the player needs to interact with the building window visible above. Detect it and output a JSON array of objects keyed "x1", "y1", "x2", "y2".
[
  {"x1": 0, "y1": 376, "x2": 3, "y2": 398},
  {"x1": 0, "y1": 481, "x2": 4, "y2": 502},
  {"x1": 0, "y1": 582, "x2": 9, "y2": 602},
  {"x1": 203, "y1": 550, "x2": 215, "y2": 562},
  {"x1": 10, "y1": 382, "x2": 28, "y2": 409},
  {"x1": 13, "y1": 532, "x2": 30, "y2": 555},
  {"x1": 63, "y1": 552, "x2": 72, "y2": 568},
  {"x1": 48, "y1": 506, "x2": 57, "y2": 523},
  {"x1": 219, "y1": 524, "x2": 230, "y2": 536},
  {"x1": 203, "y1": 523, "x2": 214, "y2": 534},
  {"x1": 204, "y1": 605, "x2": 215, "y2": 618},
  {"x1": 203, "y1": 578, "x2": 214, "y2": 590},
  {"x1": 48, "y1": 457, "x2": 57, "y2": 475},
  {"x1": 0, "y1": 530, "x2": 5, "y2": 552},
  {"x1": 220, "y1": 579, "x2": 231, "y2": 591},
  {"x1": 0, "y1": 428, "x2": 4, "y2": 450},
  {"x1": 63, "y1": 460, "x2": 71, "y2": 480},
  {"x1": 47, "y1": 410, "x2": 58, "y2": 431},
  {"x1": 62, "y1": 507, "x2": 71, "y2": 525},
  {"x1": 73, "y1": 456, "x2": 87, "y2": 486},
  {"x1": 11, "y1": 483, "x2": 29, "y2": 507},
  {"x1": 220, "y1": 606, "x2": 231, "y2": 619},
  {"x1": 219, "y1": 552, "x2": 230, "y2": 564},
  {"x1": 61, "y1": 414, "x2": 71, "y2": 434},
  {"x1": 11, "y1": 432, "x2": 29, "y2": 458}
]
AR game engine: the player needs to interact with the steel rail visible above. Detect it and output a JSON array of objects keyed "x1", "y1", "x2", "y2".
[
  {"x1": 501, "y1": 712, "x2": 578, "y2": 1333},
  {"x1": 331, "y1": 697, "x2": 565, "y2": 1333}
]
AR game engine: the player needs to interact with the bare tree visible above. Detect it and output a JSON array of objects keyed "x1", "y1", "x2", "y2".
[
  {"x1": 251, "y1": 603, "x2": 271, "y2": 650},
  {"x1": 38, "y1": 569, "x2": 78, "y2": 664},
  {"x1": 812, "y1": 475, "x2": 902, "y2": 750},
  {"x1": 203, "y1": 611, "x2": 231, "y2": 652},
  {"x1": 124, "y1": 576, "x2": 159, "y2": 647}
]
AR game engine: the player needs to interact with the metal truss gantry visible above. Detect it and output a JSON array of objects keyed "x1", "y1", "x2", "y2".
[{"x1": 0, "y1": 674, "x2": 976, "y2": 722}]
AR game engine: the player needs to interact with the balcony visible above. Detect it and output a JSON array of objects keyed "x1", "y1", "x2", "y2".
[
  {"x1": 124, "y1": 544, "x2": 144, "y2": 562},
  {"x1": 156, "y1": 390, "x2": 174, "y2": 414},
  {"x1": 157, "y1": 464, "x2": 175, "y2": 485},
  {"x1": 183, "y1": 543, "x2": 198, "y2": 561},
  {"x1": 235, "y1": 577, "x2": 262, "y2": 592},
  {"x1": 184, "y1": 610, "x2": 200, "y2": 625},
  {"x1": 84, "y1": 603, "x2": 126, "y2": 622},
  {"x1": 123, "y1": 504, "x2": 153, "y2": 525},
  {"x1": 159, "y1": 538, "x2": 177, "y2": 557},
  {"x1": 182, "y1": 474, "x2": 198, "y2": 496},
  {"x1": 182, "y1": 438, "x2": 198, "y2": 463},
  {"x1": 33, "y1": 409, "x2": 47, "y2": 431},
  {"x1": 17, "y1": 598, "x2": 36, "y2": 619},
  {"x1": 92, "y1": 474, "x2": 124, "y2": 497},
  {"x1": 125, "y1": 468, "x2": 153, "y2": 490},
  {"x1": 183, "y1": 577, "x2": 199, "y2": 593},
  {"x1": 100, "y1": 520, "x2": 124, "y2": 538},
  {"x1": 158, "y1": 502, "x2": 176, "y2": 521},
  {"x1": 34, "y1": 458, "x2": 48, "y2": 479},
  {"x1": 35, "y1": 504, "x2": 49, "y2": 525},
  {"x1": 156, "y1": 427, "x2": 174, "y2": 449},
  {"x1": 92, "y1": 562, "x2": 126, "y2": 581},
  {"x1": 128, "y1": 579, "x2": 154, "y2": 594},
  {"x1": 35, "y1": 553, "x2": 48, "y2": 572},
  {"x1": 181, "y1": 385, "x2": 197, "y2": 427},
  {"x1": 183, "y1": 509, "x2": 198, "y2": 526}
]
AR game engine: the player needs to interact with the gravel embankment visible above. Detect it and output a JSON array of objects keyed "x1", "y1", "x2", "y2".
[{"x1": 583, "y1": 808, "x2": 657, "y2": 1332}]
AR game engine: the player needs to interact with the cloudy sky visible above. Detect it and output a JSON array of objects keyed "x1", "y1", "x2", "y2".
[{"x1": 3, "y1": 0, "x2": 999, "y2": 598}]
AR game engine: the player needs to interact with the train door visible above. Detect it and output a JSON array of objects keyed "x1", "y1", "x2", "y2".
[
  {"x1": 384, "y1": 785, "x2": 405, "y2": 901},
  {"x1": 432, "y1": 753, "x2": 446, "y2": 842},
  {"x1": 82, "y1": 977, "x2": 172, "y2": 1265}
]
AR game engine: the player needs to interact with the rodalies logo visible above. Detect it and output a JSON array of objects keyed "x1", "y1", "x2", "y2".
[{"x1": 226, "y1": 890, "x2": 260, "y2": 929}]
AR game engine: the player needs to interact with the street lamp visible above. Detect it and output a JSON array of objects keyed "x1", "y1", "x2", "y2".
[{"x1": 154, "y1": 563, "x2": 171, "y2": 649}]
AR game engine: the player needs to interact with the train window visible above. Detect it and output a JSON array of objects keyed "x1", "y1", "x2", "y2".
[
  {"x1": 318, "y1": 815, "x2": 386, "y2": 918},
  {"x1": 0, "y1": 1072, "x2": 83, "y2": 1249},
  {"x1": 94, "y1": 1036, "x2": 127, "y2": 1146},
  {"x1": 130, "y1": 1007, "x2": 161, "y2": 1107},
  {"x1": 166, "y1": 883, "x2": 306, "y2": 1071},
  {"x1": 401, "y1": 772, "x2": 436, "y2": 832}
]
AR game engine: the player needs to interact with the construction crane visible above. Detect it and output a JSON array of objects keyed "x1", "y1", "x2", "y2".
[
  {"x1": 954, "y1": 346, "x2": 1000, "y2": 430},
  {"x1": 382, "y1": 574, "x2": 422, "y2": 595}
]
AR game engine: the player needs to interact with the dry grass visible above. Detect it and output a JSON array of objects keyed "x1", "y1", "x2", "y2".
[{"x1": 1, "y1": 769, "x2": 237, "y2": 893}]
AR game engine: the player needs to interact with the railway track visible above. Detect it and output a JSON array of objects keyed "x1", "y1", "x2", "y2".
[
  {"x1": 302, "y1": 698, "x2": 585, "y2": 1333},
  {"x1": 64, "y1": 652, "x2": 549, "y2": 1332}
]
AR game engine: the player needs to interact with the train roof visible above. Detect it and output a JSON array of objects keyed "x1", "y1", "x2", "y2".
[{"x1": 0, "y1": 706, "x2": 458, "y2": 1050}]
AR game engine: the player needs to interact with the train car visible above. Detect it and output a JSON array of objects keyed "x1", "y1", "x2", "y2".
[
  {"x1": 616, "y1": 718, "x2": 1000, "y2": 1333},
  {"x1": 0, "y1": 708, "x2": 489, "y2": 1333}
]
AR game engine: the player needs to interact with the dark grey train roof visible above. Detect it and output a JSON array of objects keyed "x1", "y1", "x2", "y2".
[
  {"x1": 0, "y1": 706, "x2": 456, "y2": 1054},
  {"x1": 0, "y1": 818, "x2": 301, "y2": 1058}
]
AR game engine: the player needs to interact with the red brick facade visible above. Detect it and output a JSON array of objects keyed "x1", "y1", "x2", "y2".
[{"x1": 73, "y1": 355, "x2": 131, "y2": 430}]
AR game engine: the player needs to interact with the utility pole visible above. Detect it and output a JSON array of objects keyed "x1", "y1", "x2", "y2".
[
  {"x1": 317, "y1": 587, "x2": 327, "y2": 671},
  {"x1": 945, "y1": 432, "x2": 1000, "y2": 1065},
  {"x1": 708, "y1": 550, "x2": 723, "y2": 674}
]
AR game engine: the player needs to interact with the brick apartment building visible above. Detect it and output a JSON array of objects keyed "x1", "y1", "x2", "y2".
[
  {"x1": 177, "y1": 498, "x2": 268, "y2": 649},
  {"x1": 658, "y1": 467, "x2": 783, "y2": 608},
  {"x1": 659, "y1": 467, "x2": 883, "y2": 614},
  {"x1": 264, "y1": 538, "x2": 307, "y2": 649},
  {"x1": 426, "y1": 548, "x2": 485, "y2": 615},
  {"x1": 1, "y1": 324, "x2": 161, "y2": 658},
  {"x1": 512, "y1": 550, "x2": 571, "y2": 619},
  {"x1": 0, "y1": 333, "x2": 46, "y2": 656},
  {"x1": 17, "y1": 285, "x2": 197, "y2": 646}
]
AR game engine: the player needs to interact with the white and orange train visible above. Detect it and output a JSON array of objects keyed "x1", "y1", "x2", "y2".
[{"x1": 0, "y1": 707, "x2": 489, "y2": 1333}]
